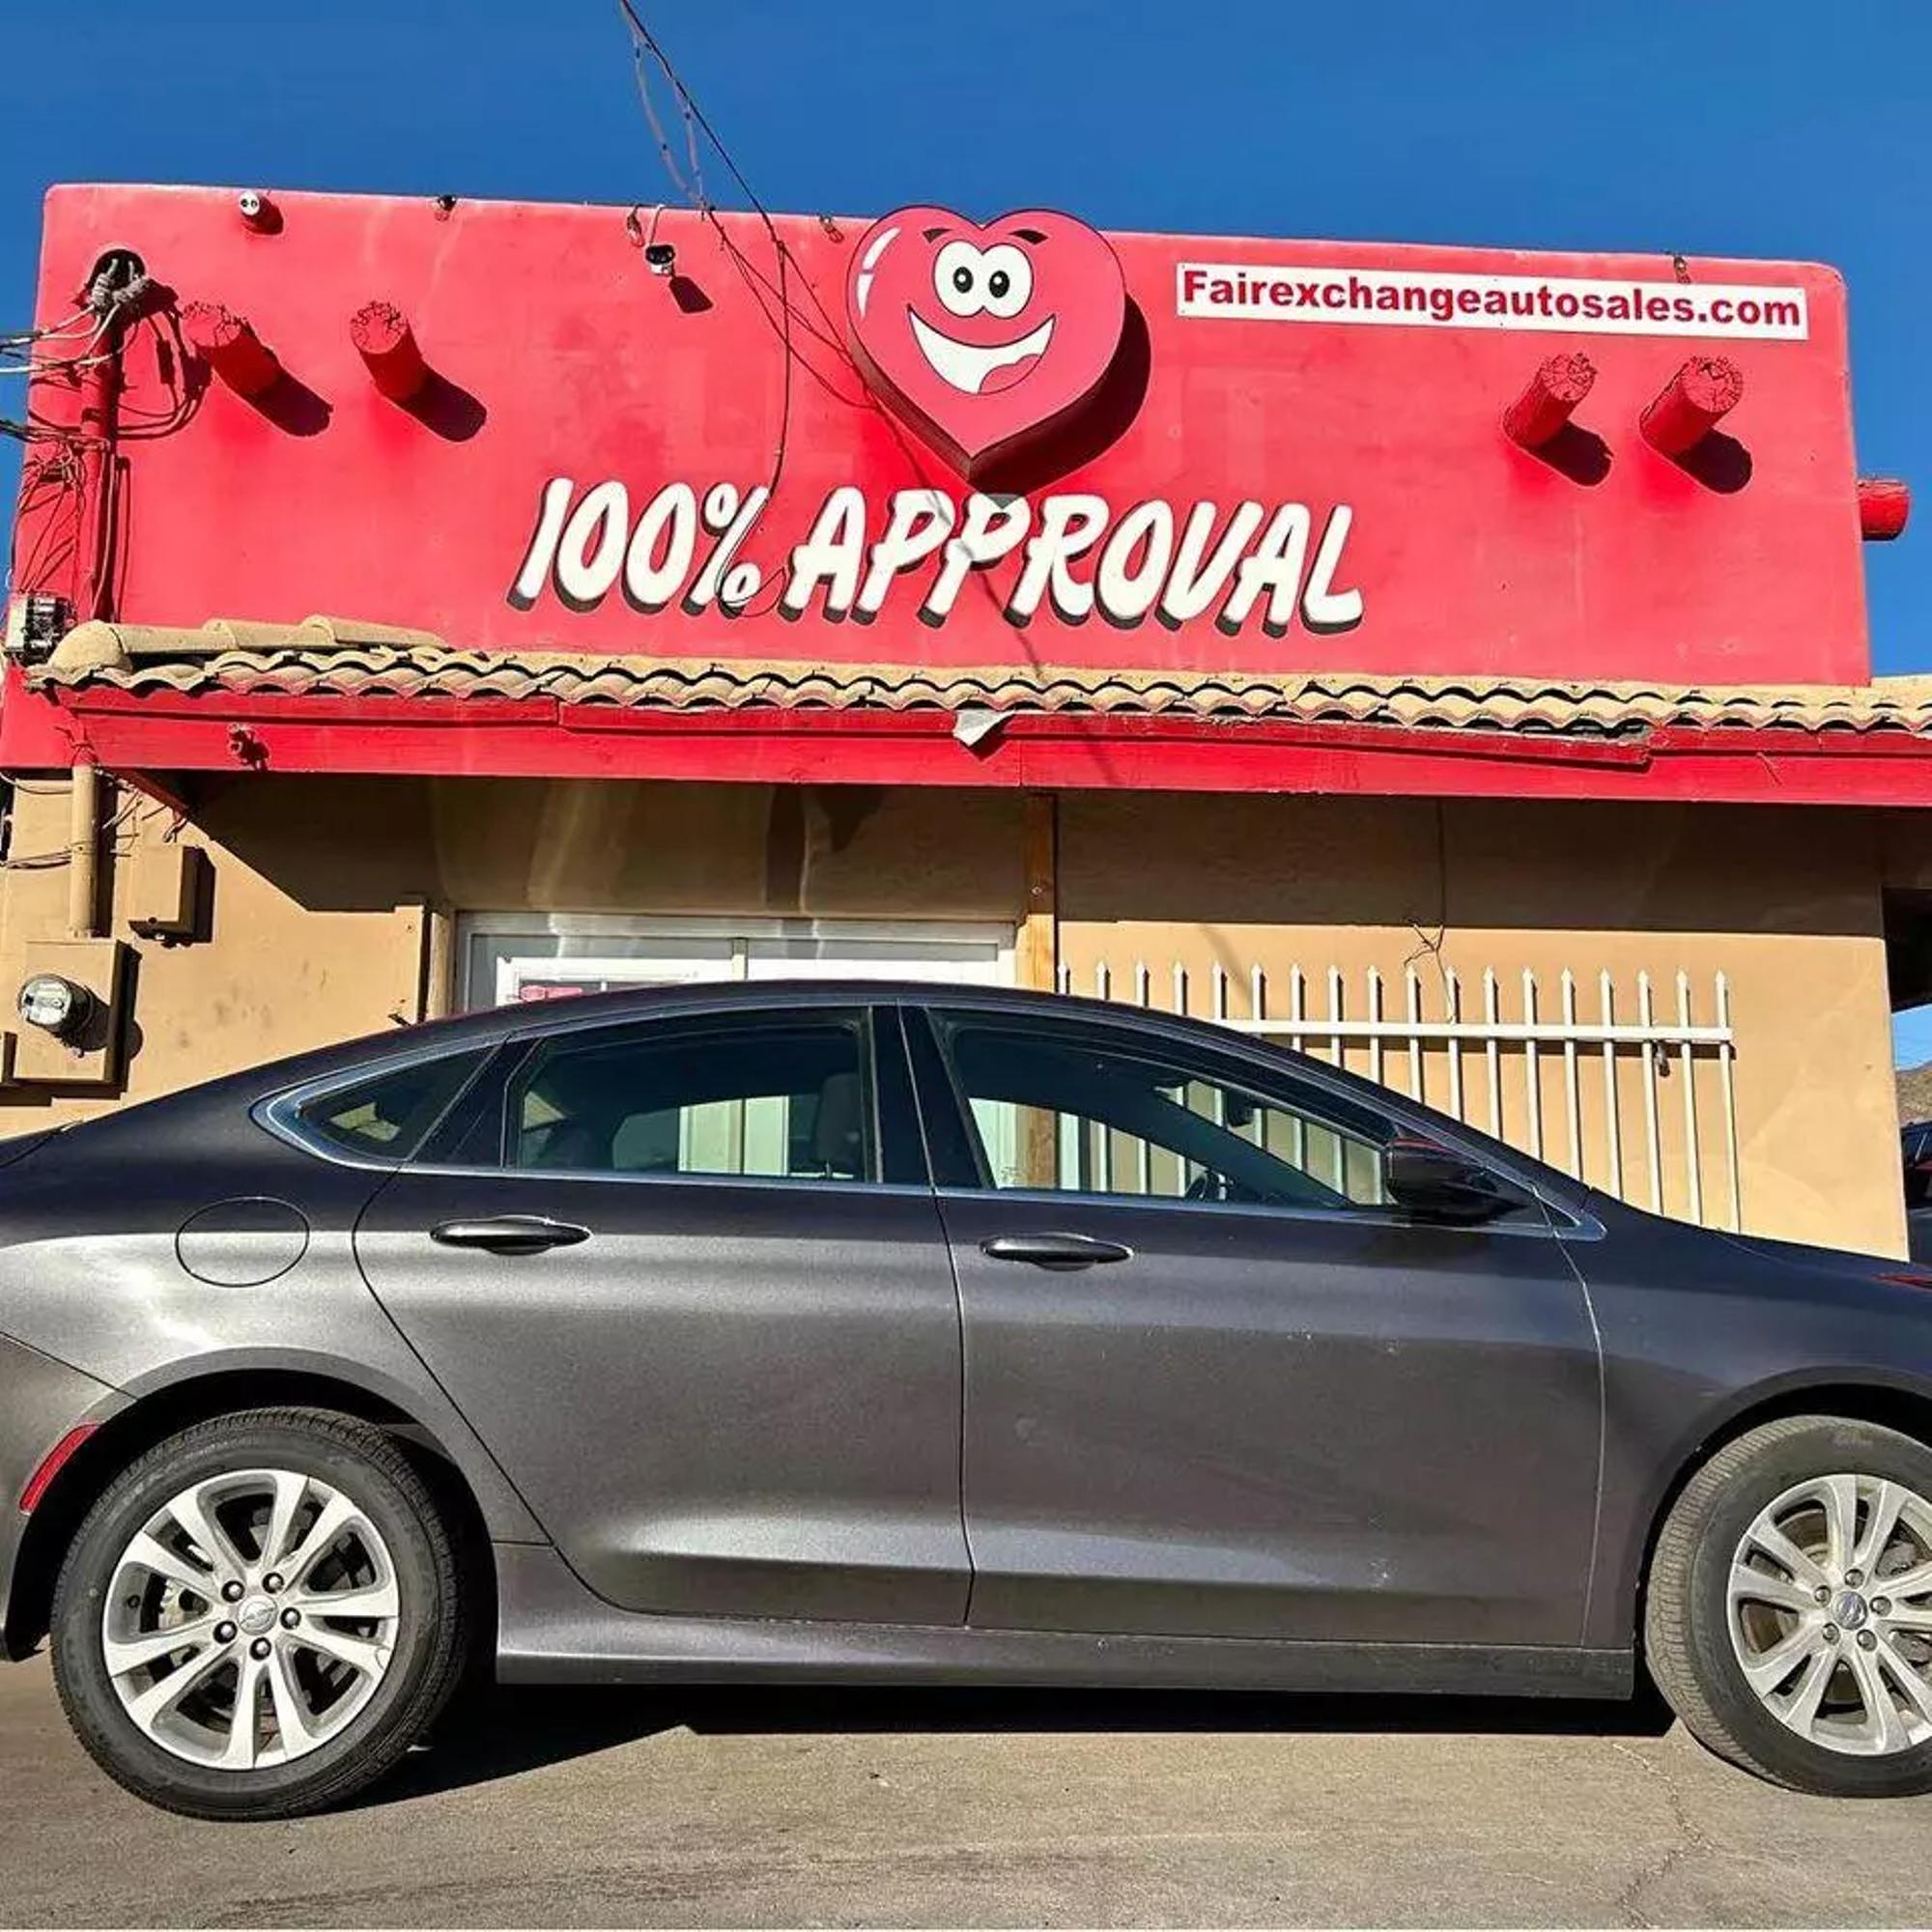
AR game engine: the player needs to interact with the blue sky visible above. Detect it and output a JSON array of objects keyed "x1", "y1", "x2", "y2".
[{"x1": 4, "y1": 2, "x2": 1930, "y2": 1052}]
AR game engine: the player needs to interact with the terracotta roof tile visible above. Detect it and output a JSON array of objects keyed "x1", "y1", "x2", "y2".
[{"x1": 33, "y1": 617, "x2": 1932, "y2": 737}]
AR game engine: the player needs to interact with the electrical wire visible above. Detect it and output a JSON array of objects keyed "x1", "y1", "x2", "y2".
[
  {"x1": 614, "y1": 1, "x2": 795, "y2": 500},
  {"x1": 0, "y1": 790, "x2": 158, "y2": 871}
]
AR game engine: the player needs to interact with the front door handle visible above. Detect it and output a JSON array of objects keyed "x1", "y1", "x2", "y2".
[
  {"x1": 980, "y1": 1232, "x2": 1133, "y2": 1269},
  {"x1": 430, "y1": 1215, "x2": 589, "y2": 1257}
]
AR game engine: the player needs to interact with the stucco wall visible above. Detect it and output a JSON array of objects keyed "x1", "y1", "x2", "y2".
[
  {"x1": 1060, "y1": 793, "x2": 1902, "y2": 1258},
  {"x1": 0, "y1": 773, "x2": 1906, "y2": 1257}
]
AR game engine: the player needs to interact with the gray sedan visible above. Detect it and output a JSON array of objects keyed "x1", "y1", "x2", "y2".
[{"x1": 4, "y1": 981, "x2": 1931, "y2": 1817}]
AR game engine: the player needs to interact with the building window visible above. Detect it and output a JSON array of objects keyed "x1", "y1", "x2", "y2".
[{"x1": 457, "y1": 913, "x2": 1015, "y2": 1009}]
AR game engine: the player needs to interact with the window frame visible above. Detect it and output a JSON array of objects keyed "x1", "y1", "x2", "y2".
[{"x1": 905, "y1": 1000, "x2": 1570, "y2": 1236}]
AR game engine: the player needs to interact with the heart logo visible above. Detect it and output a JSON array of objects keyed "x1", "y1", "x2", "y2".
[{"x1": 846, "y1": 206, "x2": 1129, "y2": 485}]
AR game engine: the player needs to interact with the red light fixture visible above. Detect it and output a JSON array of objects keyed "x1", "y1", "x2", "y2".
[
  {"x1": 1859, "y1": 476, "x2": 1911, "y2": 542},
  {"x1": 182, "y1": 301, "x2": 280, "y2": 398},
  {"x1": 1503, "y1": 353, "x2": 1597, "y2": 450},
  {"x1": 350, "y1": 299, "x2": 430, "y2": 404},
  {"x1": 1641, "y1": 355, "x2": 1744, "y2": 456}
]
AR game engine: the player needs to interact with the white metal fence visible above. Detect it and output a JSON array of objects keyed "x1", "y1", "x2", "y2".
[{"x1": 1057, "y1": 956, "x2": 1741, "y2": 1230}]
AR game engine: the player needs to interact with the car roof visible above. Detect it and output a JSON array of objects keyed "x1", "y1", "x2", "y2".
[
  {"x1": 67, "y1": 976, "x2": 1593, "y2": 1214},
  {"x1": 137, "y1": 980, "x2": 1169, "y2": 1109}
]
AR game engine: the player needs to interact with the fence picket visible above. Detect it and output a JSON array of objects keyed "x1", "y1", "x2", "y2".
[
  {"x1": 1560, "y1": 969, "x2": 1581, "y2": 1179},
  {"x1": 1718, "y1": 972, "x2": 1742, "y2": 1231},
  {"x1": 1638, "y1": 971, "x2": 1663, "y2": 1213},
  {"x1": 1522, "y1": 969, "x2": 1544, "y2": 1159},
  {"x1": 1600, "y1": 971, "x2": 1623, "y2": 1197},
  {"x1": 1406, "y1": 966, "x2": 1424, "y2": 1100},
  {"x1": 1678, "y1": 971, "x2": 1703, "y2": 1225}
]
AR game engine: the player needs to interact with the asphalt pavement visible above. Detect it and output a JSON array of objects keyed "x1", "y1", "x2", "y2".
[{"x1": 2, "y1": 1653, "x2": 1928, "y2": 1927}]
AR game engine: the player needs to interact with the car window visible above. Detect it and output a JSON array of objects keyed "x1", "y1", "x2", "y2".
[
  {"x1": 499, "y1": 1012, "x2": 874, "y2": 1182},
  {"x1": 291, "y1": 1050, "x2": 490, "y2": 1162},
  {"x1": 932, "y1": 1012, "x2": 1386, "y2": 1209}
]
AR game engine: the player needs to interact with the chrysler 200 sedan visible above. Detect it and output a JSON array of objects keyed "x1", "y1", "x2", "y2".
[{"x1": 2, "y1": 981, "x2": 1931, "y2": 1817}]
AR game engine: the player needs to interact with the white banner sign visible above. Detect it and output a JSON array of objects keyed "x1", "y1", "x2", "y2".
[{"x1": 1177, "y1": 263, "x2": 1808, "y2": 340}]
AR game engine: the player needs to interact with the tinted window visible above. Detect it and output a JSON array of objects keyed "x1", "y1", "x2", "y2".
[
  {"x1": 293, "y1": 1050, "x2": 488, "y2": 1161},
  {"x1": 500, "y1": 1013, "x2": 873, "y2": 1182},
  {"x1": 934, "y1": 1012, "x2": 1385, "y2": 1209}
]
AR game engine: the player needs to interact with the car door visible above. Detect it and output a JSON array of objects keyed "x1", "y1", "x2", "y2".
[
  {"x1": 354, "y1": 998, "x2": 971, "y2": 1625},
  {"x1": 904, "y1": 1000, "x2": 1602, "y2": 1646}
]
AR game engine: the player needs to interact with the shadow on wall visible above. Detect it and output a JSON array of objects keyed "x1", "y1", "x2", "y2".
[
  {"x1": 182, "y1": 775, "x2": 1032, "y2": 922},
  {"x1": 175, "y1": 777, "x2": 1889, "y2": 944},
  {"x1": 357, "y1": 1679, "x2": 1675, "y2": 1812},
  {"x1": 1057, "y1": 792, "x2": 1888, "y2": 941}
]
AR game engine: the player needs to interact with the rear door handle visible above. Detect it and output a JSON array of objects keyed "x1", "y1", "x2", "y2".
[
  {"x1": 430, "y1": 1215, "x2": 589, "y2": 1257},
  {"x1": 980, "y1": 1232, "x2": 1133, "y2": 1269}
]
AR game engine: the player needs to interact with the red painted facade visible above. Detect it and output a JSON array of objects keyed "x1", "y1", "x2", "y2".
[{"x1": 1, "y1": 183, "x2": 1910, "y2": 800}]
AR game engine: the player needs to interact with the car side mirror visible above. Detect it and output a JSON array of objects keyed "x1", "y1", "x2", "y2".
[{"x1": 1384, "y1": 1137, "x2": 1530, "y2": 1224}]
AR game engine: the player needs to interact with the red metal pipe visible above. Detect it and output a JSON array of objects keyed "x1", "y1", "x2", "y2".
[
  {"x1": 182, "y1": 301, "x2": 280, "y2": 398},
  {"x1": 350, "y1": 300, "x2": 429, "y2": 403},
  {"x1": 1859, "y1": 476, "x2": 1911, "y2": 542},
  {"x1": 1502, "y1": 353, "x2": 1596, "y2": 449},
  {"x1": 1640, "y1": 355, "x2": 1744, "y2": 455},
  {"x1": 74, "y1": 327, "x2": 121, "y2": 620}
]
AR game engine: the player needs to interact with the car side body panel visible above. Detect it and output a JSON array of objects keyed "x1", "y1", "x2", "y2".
[
  {"x1": 489, "y1": 1540, "x2": 1635, "y2": 1697},
  {"x1": 935, "y1": 1186, "x2": 1602, "y2": 1644},
  {"x1": 0, "y1": 1092, "x2": 546, "y2": 1547},
  {"x1": 356, "y1": 1168, "x2": 970, "y2": 1624},
  {"x1": 1577, "y1": 1196, "x2": 1932, "y2": 1650}
]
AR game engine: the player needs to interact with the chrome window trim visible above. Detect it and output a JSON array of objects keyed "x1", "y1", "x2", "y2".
[
  {"x1": 381, "y1": 1162, "x2": 936, "y2": 1200},
  {"x1": 936, "y1": 1182, "x2": 1589, "y2": 1241}
]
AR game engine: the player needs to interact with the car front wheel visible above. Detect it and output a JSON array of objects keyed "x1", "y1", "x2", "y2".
[
  {"x1": 1646, "y1": 1414, "x2": 1932, "y2": 1796},
  {"x1": 50, "y1": 1406, "x2": 467, "y2": 1819}
]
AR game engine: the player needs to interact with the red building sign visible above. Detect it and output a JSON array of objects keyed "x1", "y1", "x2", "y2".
[
  {"x1": 10, "y1": 185, "x2": 1866, "y2": 676},
  {"x1": 1, "y1": 183, "x2": 1915, "y2": 804}
]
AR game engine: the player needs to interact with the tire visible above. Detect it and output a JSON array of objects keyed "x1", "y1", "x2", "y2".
[
  {"x1": 50, "y1": 1406, "x2": 468, "y2": 1820},
  {"x1": 1645, "y1": 1414, "x2": 1932, "y2": 1797}
]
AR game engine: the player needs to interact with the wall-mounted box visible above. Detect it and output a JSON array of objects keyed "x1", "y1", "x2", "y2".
[
  {"x1": 126, "y1": 840, "x2": 207, "y2": 939},
  {"x1": 10, "y1": 938, "x2": 128, "y2": 1086}
]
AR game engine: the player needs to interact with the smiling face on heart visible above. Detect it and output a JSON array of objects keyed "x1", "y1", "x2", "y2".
[{"x1": 846, "y1": 207, "x2": 1128, "y2": 483}]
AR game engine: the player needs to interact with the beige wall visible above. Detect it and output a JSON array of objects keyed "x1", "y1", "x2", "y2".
[
  {"x1": 1060, "y1": 793, "x2": 1902, "y2": 1258},
  {"x1": 0, "y1": 772, "x2": 1908, "y2": 1257}
]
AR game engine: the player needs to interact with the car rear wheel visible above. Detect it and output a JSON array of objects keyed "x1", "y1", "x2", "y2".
[
  {"x1": 1646, "y1": 1414, "x2": 1932, "y2": 1796},
  {"x1": 51, "y1": 1407, "x2": 467, "y2": 1819}
]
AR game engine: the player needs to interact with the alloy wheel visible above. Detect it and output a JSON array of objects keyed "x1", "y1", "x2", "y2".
[
  {"x1": 99, "y1": 1466, "x2": 401, "y2": 1771},
  {"x1": 1728, "y1": 1472, "x2": 1932, "y2": 1755}
]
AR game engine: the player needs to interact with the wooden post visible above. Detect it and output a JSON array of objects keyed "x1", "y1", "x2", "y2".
[
  {"x1": 1016, "y1": 792, "x2": 1059, "y2": 1185},
  {"x1": 422, "y1": 902, "x2": 456, "y2": 1019},
  {"x1": 1016, "y1": 792, "x2": 1059, "y2": 990}
]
